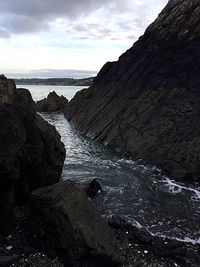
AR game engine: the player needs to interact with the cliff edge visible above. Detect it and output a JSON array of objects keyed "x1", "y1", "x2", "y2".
[{"x1": 65, "y1": 0, "x2": 200, "y2": 181}]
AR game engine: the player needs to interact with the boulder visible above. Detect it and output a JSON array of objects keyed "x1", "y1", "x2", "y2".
[
  {"x1": 30, "y1": 180, "x2": 119, "y2": 267},
  {"x1": 36, "y1": 91, "x2": 68, "y2": 112},
  {"x1": 65, "y1": 0, "x2": 200, "y2": 181},
  {"x1": 0, "y1": 75, "x2": 66, "y2": 234},
  {"x1": 76, "y1": 179, "x2": 102, "y2": 198}
]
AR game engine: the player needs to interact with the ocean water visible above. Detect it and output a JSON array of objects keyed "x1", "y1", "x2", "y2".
[
  {"x1": 18, "y1": 84, "x2": 200, "y2": 244},
  {"x1": 17, "y1": 84, "x2": 85, "y2": 102}
]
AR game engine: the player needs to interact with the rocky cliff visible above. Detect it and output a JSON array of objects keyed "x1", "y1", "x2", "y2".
[
  {"x1": 65, "y1": 0, "x2": 200, "y2": 181},
  {"x1": 0, "y1": 75, "x2": 65, "y2": 234}
]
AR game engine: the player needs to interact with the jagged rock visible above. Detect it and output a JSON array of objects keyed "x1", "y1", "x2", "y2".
[
  {"x1": 30, "y1": 180, "x2": 119, "y2": 267},
  {"x1": 65, "y1": 0, "x2": 200, "y2": 181},
  {"x1": 36, "y1": 91, "x2": 68, "y2": 112},
  {"x1": 0, "y1": 76, "x2": 66, "y2": 235}
]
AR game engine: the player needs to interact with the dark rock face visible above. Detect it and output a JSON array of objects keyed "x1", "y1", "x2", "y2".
[
  {"x1": 36, "y1": 91, "x2": 68, "y2": 112},
  {"x1": 30, "y1": 180, "x2": 119, "y2": 267},
  {"x1": 84, "y1": 179, "x2": 102, "y2": 198},
  {"x1": 0, "y1": 75, "x2": 65, "y2": 234},
  {"x1": 76, "y1": 179, "x2": 102, "y2": 198},
  {"x1": 65, "y1": 0, "x2": 200, "y2": 181}
]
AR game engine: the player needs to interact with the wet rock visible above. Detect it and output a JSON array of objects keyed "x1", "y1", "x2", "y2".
[
  {"x1": 36, "y1": 91, "x2": 68, "y2": 112},
  {"x1": 82, "y1": 179, "x2": 102, "y2": 198},
  {"x1": 108, "y1": 215, "x2": 152, "y2": 244},
  {"x1": 0, "y1": 76, "x2": 65, "y2": 235},
  {"x1": 65, "y1": 0, "x2": 200, "y2": 182},
  {"x1": 108, "y1": 215, "x2": 200, "y2": 264},
  {"x1": 30, "y1": 180, "x2": 119, "y2": 267},
  {"x1": 0, "y1": 255, "x2": 20, "y2": 266}
]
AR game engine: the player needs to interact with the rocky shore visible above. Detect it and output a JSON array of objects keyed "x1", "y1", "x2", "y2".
[
  {"x1": 1, "y1": 1, "x2": 200, "y2": 266},
  {"x1": 64, "y1": 0, "x2": 200, "y2": 182},
  {"x1": 35, "y1": 91, "x2": 68, "y2": 112},
  {"x1": 0, "y1": 75, "x2": 119, "y2": 266}
]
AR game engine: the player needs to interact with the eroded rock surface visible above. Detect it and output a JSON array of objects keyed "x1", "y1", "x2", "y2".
[
  {"x1": 0, "y1": 75, "x2": 65, "y2": 234},
  {"x1": 65, "y1": 0, "x2": 200, "y2": 181},
  {"x1": 36, "y1": 91, "x2": 68, "y2": 112},
  {"x1": 30, "y1": 180, "x2": 119, "y2": 267}
]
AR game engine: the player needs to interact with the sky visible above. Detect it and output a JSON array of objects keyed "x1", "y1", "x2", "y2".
[{"x1": 0, "y1": 0, "x2": 168, "y2": 78}]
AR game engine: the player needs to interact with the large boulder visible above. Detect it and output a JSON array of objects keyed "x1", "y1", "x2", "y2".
[
  {"x1": 36, "y1": 91, "x2": 68, "y2": 112},
  {"x1": 0, "y1": 75, "x2": 66, "y2": 234},
  {"x1": 65, "y1": 0, "x2": 200, "y2": 181},
  {"x1": 30, "y1": 180, "x2": 119, "y2": 267}
]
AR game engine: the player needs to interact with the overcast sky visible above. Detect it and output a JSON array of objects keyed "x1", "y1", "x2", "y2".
[{"x1": 0, "y1": 0, "x2": 168, "y2": 78}]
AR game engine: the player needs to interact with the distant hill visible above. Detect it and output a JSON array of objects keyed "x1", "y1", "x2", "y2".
[{"x1": 14, "y1": 77, "x2": 94, "y2": 86}]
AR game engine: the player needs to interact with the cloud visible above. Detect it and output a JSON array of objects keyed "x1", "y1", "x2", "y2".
[
  {"x1": 0, "y1": 0, "x2": 168, "y2": 77},
  {"x1": 0, "y1": 0, "x2": 128, "y2": 34},
  {"x1": 0, "y1": 28, "x2": 10, "y2": 38},
  {"x1": 0, "y1": 0, "x2": 168, "y2": 37}
]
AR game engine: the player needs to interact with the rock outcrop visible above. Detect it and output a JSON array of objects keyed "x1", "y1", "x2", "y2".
[
  {"x1": 65, "y1": 0, "x2": 200, "y2": 181},
  {"x1": 30, "y1": 180, "x2": 119, "y2": 267},
  {"x1": 0, "y1": 75, "x2": 65, "y2": 234},
  {"x1": 36, "y1": 91, "x2": 68, "y2": 112}
]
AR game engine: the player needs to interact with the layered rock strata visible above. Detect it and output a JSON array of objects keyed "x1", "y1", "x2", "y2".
[{"x1": 65, "y1": 0, "x2": 200, "y2": 181}]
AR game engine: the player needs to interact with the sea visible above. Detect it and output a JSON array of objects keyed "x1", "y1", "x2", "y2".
[{"x1": 17, "y1": 84, "x2": 200, "y2": 245}]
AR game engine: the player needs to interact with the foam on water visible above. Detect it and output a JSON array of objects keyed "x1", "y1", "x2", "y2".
[
  {"x1": 24, "y1": 84, "x2": 200, "y2": 246},
  {"x1": 125, "y1": 216, "x2": 200, "y2": 245},
  {"x1": 162, "y1": 177, "x2": 200, "y2": 200}
]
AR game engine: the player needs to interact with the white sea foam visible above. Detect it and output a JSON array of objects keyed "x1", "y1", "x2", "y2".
[
  {"x1": 162, "y1": 177, "x2": 200, "y2": 200},
  {"x1": 151, "y1": 232, "x2": 200, "y2": 245},
  {"x1": 113, "y1": 215, "x2": 200, "y2": 245}
]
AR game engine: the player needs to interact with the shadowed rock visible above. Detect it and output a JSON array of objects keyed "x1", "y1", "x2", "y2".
[
  {"x1": 36, "y1": 91, "x2": 68, "y2": 112},
  {"x1": 30, "y1": 180, "x2": 119, "y2": 267},
  {"x1": 65, "y1": 0, "x2": 200, "y2": 181},
  {"x1": 0, "y1": 75, "x2": 66, "y2": 235}
]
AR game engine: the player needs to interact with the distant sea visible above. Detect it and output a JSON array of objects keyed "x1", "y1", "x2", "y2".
[{"x1": 16, "y1": 84, "x2": 87, "y2": 101}]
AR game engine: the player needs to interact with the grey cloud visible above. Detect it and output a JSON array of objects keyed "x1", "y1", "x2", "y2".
[
  {"x1": 0, "y1": 28, "x2": 10, "y2": 38},
  {"x1": 0, "y1": 0, "x2": 168, "y2": 38},
  {"x1": 66, "y1": 22, "x2": 115, "y2": 40},
  {"x1": 0, "y1": 0, "x2": 125, "y2": 34},
  {"x1": 126, "y1": 34, "x2": 137, "y2": 40},
  {"x1": 3, "y1": 15, "x2": 49, "y2": 33}
]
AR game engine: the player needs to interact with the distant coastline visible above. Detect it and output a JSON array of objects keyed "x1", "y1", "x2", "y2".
[{"x1": 14, "y1": 77, "x2": 94, "y2": 86}]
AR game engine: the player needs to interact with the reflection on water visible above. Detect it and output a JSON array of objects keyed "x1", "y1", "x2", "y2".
[{"x1": 42, "y1": 112, "x2": 200, "y2": 243}]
